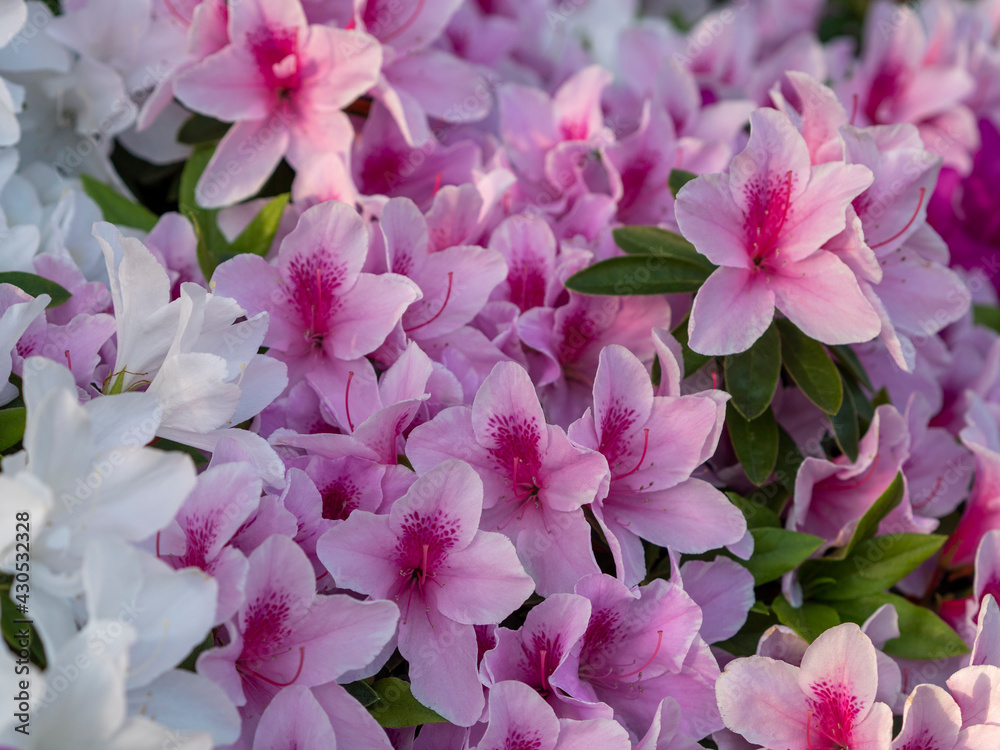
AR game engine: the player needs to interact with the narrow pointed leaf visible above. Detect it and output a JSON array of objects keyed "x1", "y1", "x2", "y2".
[
  {"x1": 830, "y1": 370, "x2": 860, "y2": 462},
  {"x1": 829, "y1": 343, "x2": 873, "y2": 391},
  {"x1": 0, "y1": 272, "x2": 70, "y2": 308},
  {"x1": 739, "y1": 527, "x2": 824, "y2": 584},
  {"x1": 611, "y1": 226, "x2": 715, "y2": 272},
  {"x1": 775, "y1": 425, "x2": 804, "y2": 495},
  {"x1": 802, "y1": 534, "x2": 946, "y2": 600},
  {"x1": 226, "y1": 193, "x2": 289, "y2": 258},
  {"x1": 668, "y1": 168, "x2": 698, "y2": 198},
  {"x1": 81, "y1": 174, "x2": 159, "y2": 232},
  {"x1": 726, "y1": 404, "x2": 779, "y2": 487},
  {"x1": 0, "y1": 407, "x2": 25, "y2": 452},
  {"x1": 180, "y1": 143, "x2": 229, "y2": 279},
  {"x1": 776, "y1": 318, "x2": 842, "y2": 413},
  {"x1": 177, "y1": 113, "x2": 231, "y2": 145},
  {"x1": 771, "y1": 595, "x2": 840, "y2": 643},
  {"x1": 565, "y1": 255, "x2": 711, "y2": 296},
  {"x1": 723, "y1": 321, "x2": 780, "y2": 419}
]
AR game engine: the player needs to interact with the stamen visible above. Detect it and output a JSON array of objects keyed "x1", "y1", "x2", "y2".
[
  {"x1": 619, "y1": 630, "x2": 663, "y2": 678},
  {"x1": 511, "y1": 457, "x2": 535, "y2": 501},
  {"x1": 869, "y1": 187, "x2": 925, "y2": 249},
  {"x1": 155, "y1": 531, "x2": 162, "y2": 559},
  {"x1": 241, "y1": 647, "x2": 306, "y2": 688},
  {"x1": 849, "y1": 93, "x2": 859, "y2": 126},
  {"x1": 807, "y1": 710, "x2": 816, "y2": 750},
  {"x1": 419, "y1": 544, "x2": 430, "y2": 586},
  {"x1": 539, "y1": 649, "x2": 549, "y2": 693},
  {"x1": 162, "y1": 0, "x2": 193, "y2": 25},
  {"x1": 711, "y1": 371, "x2": 718, "y2": 389},
  {"x1": 404, "y1": 272, "x2": 454, "y2": 333},
  {"x1": 379, "y1": 0, "x2": 427, "y2": 43},
  {"x1": 433, "y1": 172, "x2": 443, "y2": 196},
  {"x1": 344, "y1": 371, "x2": 355, "y2": 432},
  {"x1": 64, "y1": 350, "x2": 72, "y2": 371},
  {"x1": 613, "y1": 428, "x2": 650, "y2": 481}
]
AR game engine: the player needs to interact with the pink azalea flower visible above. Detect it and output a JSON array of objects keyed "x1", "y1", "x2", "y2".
[
  {"x1": 212, "y1": 199, "x2": 420, "y2": 382},
  {"x1": 568, "y1": 345, "x2": 745, "y2": 586},
  {"x1": 173, "y1": 0, "x2": 382, "y2": 207},
  {"x1": 198, "y1": 534, "x2": 399, "y2": 747},
  {"x1": 891, "y1": 682, "x2": 1000, "y2": 750},
  {"x1": 406, "y1": 361, "x2": 610, "y2": 595},
  {"x1": 716, "y1": 622, "x2": 894, "y2": 750},
  {"x1": 316, "y1": 459, "x2": 535, "y2": 726},
  {"x1": 154, "y1": 459, "x2": 262, "y2": 624},
  {"x1": 674, "y1": 107, "x2": 880, "y2": 355}
]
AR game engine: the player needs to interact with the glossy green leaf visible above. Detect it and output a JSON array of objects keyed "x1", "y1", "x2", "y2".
[
  {"x1": 803, "y1": 534, "x2": 946, "y2": 600},
  {"x1": 774, "y1": 424, "x2": 804, "y2": 494},
  {"x1": 226, "y1": 193, "x2": 289, "y2": 258},
  {"x1": 726, "y1": 491, "x2": 781, "y2": 529},
  {"x1": 0, "y1": 408, "x2": 25, "y2": 452},
  {"x1": 611, "y1": 226, "x2": 715, "y2": 272},
  {"x1": 772, "y1": 595, "x2": 840, "y2": 643},
  {"x1": 825, "y1": 472, "x2": 905, "y2": 561},
  {"x1": 668, "y1": 168, "x2": 698, "y2": 198},
  {"x1": 179, "y1": 144, "x2": 229, "y2": 280},
  {"x1": 0, "y1": 272, "x2": 71, "y2": 308},
  {"x1": 367, "y1": 677, "x2": 448, "y2": 728},
  {"x1": 726, "y1": 404, "x2": 779, "y2": 487},
  {"x1": 832, "y1": 593, "x2": 969, "y2": 660},
  {"x1": 565, "y1": 255, "x2": 711, "y2": 296},
  {"x1": 344, "y1": 680, "x2": 380, "y2": 708},
  {"x1": 81, "y1": 174, "x2": 159, "y2": 232},
  {"x1": 776, "y1": 319, "x2": 842, "y2": 413},
  {"x1": 740, "y1": 528, "x2": 824, "y2": 585},
  {"x1": 830, "y1": 371, "x2": 860, "y2": 462},
  {"x1": 723, "y1": 321, "x2": 781, "y2": 420},
  {"x1": 829, "y1": 344, "x2": 873, "y2": 391},
  {"x1": 670, "y1": 315, "x2": 712, "y2": 375}
]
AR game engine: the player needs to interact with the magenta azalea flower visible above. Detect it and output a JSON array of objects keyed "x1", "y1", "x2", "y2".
[
  {"x1": 407, "y1": 361, "x2": 610, "y2": 595},
  {"x1": 675, "y1": 107, "x2": 880, "y2": 355},
  {"x1": 213, "y1": 200, "x2": 419, "y2": 382},
  {"x1": 316, "y1": 459, "x2": 535, "y2": 726},
  {"x1": 716, "y1": 622, "x2": 893, "y2": 750},
  {"x1": 173, "y1": 0, "x2": 382, "y2": 207}
]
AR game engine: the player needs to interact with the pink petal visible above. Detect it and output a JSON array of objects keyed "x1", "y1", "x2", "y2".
[
  {"x1": 173, "y1": 47, "x2": 270, "y2": 122},
  {"x1": 196, "y1": 117, "x2": 290, "y2": 208},
  {"x1": 252, "y1": 685, "x2": 336, "y2": 750},
  {"x1": 798, "y1": 623, "x2": 879, "y2": 724},
  {"x1": 674, "y1": 172, "x2": 750, "y2": 269},
  {"x1": 478, "y1": 680, "x2": 560, "y2": 750},
  {"x1": 315, "y1": 510, "x2": 400, "y2": 598},
  {"x1": 716, "y1": 656, "x2": 810, "y2": 748},
  {"x1": 327, "y1": 273, "x2": 421, "y2": 359},
  {"x1": 592, "y1": 345, "x2": 654, "y2": 464},
  {"x1": 472, "y1": 361, "x2": 550, "y2": 459},
  {"x1": 435, "y1": 531, "x2": 533, "y2": 624},
  {"x1": 229, "y1": 0, "x2": 306, "y2": 46},
  {"x1": 771, "y1": 251, "x2": 881, "y2": 345},
  {"x1": 946, "y1": 665, "x2": 1000, "y2": 728},
  {"x1": 729, "y1": 108, "x2": 811, "y2": 215},
  {"x1": 890, "y1": 684, "x2": 961, "y2": 750},
  {"x1": 384, "y1": 49, "x2": 490, "y2": 123},
  {"x1": 688, "y1": 267, "x2": 775, "y2": 355},
  {"x1": 680, "y1": 558, "x2": 755, "y2": 644}
]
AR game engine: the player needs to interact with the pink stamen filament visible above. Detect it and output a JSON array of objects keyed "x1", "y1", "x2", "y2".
[
  {"x1": 869, "y1": 187, "x2": 925, "y2": 249},
  {"x1": 344, "y1": 371, "x2": 355, "y2": 432},
  {"x1": 839, "y1": 454, "x2": 879, "y2": 490},
  {"x1": 849, "y1": 93, "x2": 859, "y2": 126},
  {"x1": 433, "y1": 172, "x2": 443, "y2": 195},
  {"x1": 613, "y1": 428, "x2": 650, "y2": 481},
  {"x1": 711, "y1": 371, "x2": 718, "y2": 389},
  {"x1": 511, "y1": 457, "x2": 536, "y2": 501},
  {"x1": 162, "y1": 0, "x2": 193, "y2": 25},
  {"x1": 618, "y1": 630, "x2": 663, "y2": 678},
  {"x1": 380, "y1": 0, "x2": 427, "y2": 43},
  {"x1": 64, "y1": 349, "x2": 72, "y2": 371},
  {"x1": 155, "y1": 531, "x2": 162, "y2": 559},
  {"x1": 404, "y1": 272, "x2": 453, "y2": 333},
  {"x1": 240, "y1": 647, "x2": 306, "y2": 688},
  {"x1": 538, "y1": 649, "x2": 549, "y2": 694}
]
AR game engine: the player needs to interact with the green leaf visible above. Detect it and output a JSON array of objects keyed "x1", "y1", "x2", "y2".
[
  {"x1": 671, "y1": 315, "x2": 712, "y2": 375},
  {"x1": 825, "y1": 473, "x2": 905, "y2": 561},
  {"x1": 366, "y1": 677, "x2": 448, "y2": 728},
  {"x1": 829, "y1": 372, "x2": 860, "y2": 462},
  {"x1": 776, "y1": 318, "x2": 842, "y2": 413},
  {"x1": 832, "y1": 593, "x2": 969, "y2": 660},
  {"x1": 0, "y1": 272, "x2": 72, "y2": 308},
  {"x1": 803, "y1": 534, "x2": 946, "y2": 600},
  {"x1": 726, "y1": 404, "x2": 779, "y2": 487},
  {"x1": 740, "y1": 528, "x2": 824, "y2": 585},
  {"x1": 668, "y1": 168, "x2": 698, "y2": 198},
  {"x1": 565, "y1": 255, "x2": 711, "y2": 296},
  {"x1": 177, "y1": 113, "x2": 231, "y2": 145},
  {"x1": 153, "y1": 438, "x2": 209, "y2": 465},
  {"x1": 723, "y1": 321, "x2": 781, "y2": 420},
  {"x1": 0, "y1": 408, "x2": 25, "y2": 452},
  {"x1": 80, "y1": 174, "x2": 159, "y2": 232},
  {"x1": 726, "y1": 491, "x2": 781, "y2": 529},
  {"x1": 844, "y1": 368, "x2": 875, "y2": 427},
  {"x1": 179, "y1": 143, "x2": 229, "y2": 280},
  {"x1": 611, "y1": 226, "x2": 715, "y2": 272},
  {"x1": 772, "y1": 595, "x2": 840, "y2": 642},
  {"x1": 774, "y1": 425, "x2": 804, "y2": 494},
  {"x1": 226, "y1": 193, "x2": 289, "y2": 258},
  {"x1": 178, "y1": 631, "x2": 214, "y2": 672},
  {"x1": 1, "y1": 585, "x2": 45, "y2": 669},
  {"x1": 871, "y1": 387, "x2": 891, "y2": 408},
  {"x1": 344, "y1": 680, "x2": 380, "y2": 708},
  {"x1": 829, "y1": 344, "x2": 873, "y2": 391}
]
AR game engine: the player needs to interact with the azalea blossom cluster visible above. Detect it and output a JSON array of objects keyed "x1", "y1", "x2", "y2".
[{"x1": 0, "y1": 0, "x2": 998, "y2": 749}]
